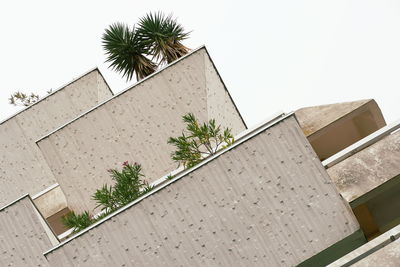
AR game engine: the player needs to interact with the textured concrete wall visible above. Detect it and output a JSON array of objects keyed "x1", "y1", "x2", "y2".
[
  {"x1": 0, "y1": 196, "x2": 54, "y2": 266},
  {"x1": 353, "y1": 238, "x2": 400, "y2": 267},
  {"x1": 37, "y1": 47, "x2": 246, "y2": 213},
  {"x1": 327, "y1": 129, "x2": 400, "y2": 203},
  {"x1": 0, "y1": 69, "x2": 113, "y2": 208},
  {"x1": 329, "y1": 223, "x2": 400, "y2": 266},
  {"x1": 44, "y1": 116, "x2": 359, "y2": 266}
]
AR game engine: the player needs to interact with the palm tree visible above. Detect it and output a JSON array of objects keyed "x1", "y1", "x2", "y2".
[
  {"x1": 137, "y1": 12, "x2": 190, "y2": 64},
  {"x1": 102, "y1": 23, "x2": 157, "y2": 81}
]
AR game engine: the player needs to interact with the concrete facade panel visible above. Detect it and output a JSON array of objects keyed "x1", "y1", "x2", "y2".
[
  {"x1": 0, "y1": 69, "x2": 113, "y2": 207},
  {"x1": 354, "y1": 238, "x2": 400, "y2": 267},
  {"x1": 327, "y1": 129, "x2": 400, "y2": 203},
  {"x1": 37, "y1": 47, "x2": 246, "y2": 213},
  {"x1": 0, "y1": 196, "x2": 54, "y2": 266},
  {"x1": 45, "y1": 116, "x2": 359, "y2": 266}
]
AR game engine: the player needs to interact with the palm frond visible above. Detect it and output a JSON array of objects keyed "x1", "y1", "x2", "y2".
[
  {"x1": 102, "y1": 23, "x2": 157, "y2": 81},
  {"x1": 137, "y1": 12, "x2": 190, "y2": 64}
]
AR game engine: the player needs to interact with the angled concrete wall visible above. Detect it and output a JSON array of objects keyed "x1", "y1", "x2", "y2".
[
  {"x1": 329, "y1": 223, "x2": 400, "y2": 266},
  {"x1": 44, "y1": 115, "x2": 359, "y2": 266},
  {"x1": 0, "y1": 69, "x2": 113, "y2": 208},
  {"x1": 37, "y1": 47, "x2": 247, "y2": 213},
  {"x1": 0, "y1": 195, "x2": 57, "y2": 266},
  {"x1": 327, "y1": 129, "x2": 400, "y2": 204}
]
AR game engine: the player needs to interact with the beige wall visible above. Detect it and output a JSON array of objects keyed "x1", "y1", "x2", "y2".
[
  {"x1": 44, "y1": 116, "x2": 359, "y2": 266},
  {"x1": 0, "y1": 69, "x2": 113, "y2": 208},
  {"x1": 0, "y1": 196, "x2": 55, "y2": 266},
  {"x1": 33, "y1": 185, "x2": 68, "y2": 218},
  {"x1": 37, "y1": 47, "x2": 246, "y2": 213}
]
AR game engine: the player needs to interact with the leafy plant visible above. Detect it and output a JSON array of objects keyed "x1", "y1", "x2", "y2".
[
  {"x1": 137, "y1": 12, "x2": 190, "y2": 64},
  {"x1": 102, "y1": 23, "x2": 157, "y2": 81},
  {"x1": 168, "y1": 113, "x2": 235, "y2": 168},
  {"x1": 102, "y1": 12, "x2": 190, "y2": 81},
  {"x1": 62, "y1": 161, "x2": 154, "y2": 233},
  {"x1": 9, "y1": 91, "x2": 39, "y2": 106},
  {"x1": 61, "y1": 211, "x2": 94, "y2": 233},
  {"x1": 93, "y1": 161, "x2": 153, "y2": 213}
]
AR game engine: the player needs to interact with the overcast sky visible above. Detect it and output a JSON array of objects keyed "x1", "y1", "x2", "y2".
[{"x1": 1, "y1": 0, "x2": 399, "y2": 126}]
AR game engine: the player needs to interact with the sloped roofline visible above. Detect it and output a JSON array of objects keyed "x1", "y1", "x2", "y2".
[
  {"x1": 43, "y1": 111, "x2": 291, "y2": 257},
  {"x1": 0, "y1": 67, "x2": 113, "y2": 126},
  {"x1": 35, "y1": 45, "x2": 247, "y2": 144}
]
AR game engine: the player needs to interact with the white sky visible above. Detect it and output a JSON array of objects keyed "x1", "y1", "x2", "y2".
[{"x1": 1, "y1": 0, "x2": 400, "y2": 126}]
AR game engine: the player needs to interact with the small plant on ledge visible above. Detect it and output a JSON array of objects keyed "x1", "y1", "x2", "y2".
[
  {"x1": 168, "y1": 113, "x2": 235, "y2": 168},
  {"x1": 61, "y1": 211, "x2": 94, "y2": 233},
  {"x1": 9, "y1": 91, "x2": 39, "y2": 106},
  {"x1": 93, "y1": 161, "x2": 154, "y2": 213},
  {"x1": 62, "y1": 161, "x2": 154, "y2": 233}
]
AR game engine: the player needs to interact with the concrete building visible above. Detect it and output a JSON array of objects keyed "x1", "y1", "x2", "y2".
[
  {"x1": 326, "y1": 120, "x2": 400, "y2": 241},
  {"x1": 36, "y1": 46, "x2": 246, "y2": 214},
  {"x1": 1, "y1": 45, "x2": 400, "y2": 266},
  {"x1": 0, "y1": 68, "x2": 113, "y2": 234},
  {"x1": 43, "y1": 114, "x2": 362, "y2": 266},
  {"x1": 295, "y1": 100, "x2": 400, "y2": 265},
  {"x1": 296, "y1": 99, "x2": 400, "y2": 243}
]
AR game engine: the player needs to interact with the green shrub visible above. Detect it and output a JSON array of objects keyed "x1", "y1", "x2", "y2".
[
  {"x1": 62, "y1": 161, "x2": 154, "y2": 233},
  {"x1": 61, "y1": 211, "x2": 94, "y2": 233},
  {"x1": 93, "y1": 161, "x2": 153, "y2": 212},
  {"x1": 168, "y1": 113, "x2": 235, "y2": 168}
]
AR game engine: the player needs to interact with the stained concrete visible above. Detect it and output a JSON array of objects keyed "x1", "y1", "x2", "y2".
[{"x1": 327, "y1": 128, "x2": 400, "y2": 203}]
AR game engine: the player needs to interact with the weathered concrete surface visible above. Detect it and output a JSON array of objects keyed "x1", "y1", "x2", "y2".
[
  {"x1": 353, "y1": 238, "x2": 400, "y2": 266},
  {"x1": 296, "y1": 99, "x2": 372, "y2": 136},
  {"x1": 327, "y1": 129, "x2": 400, "y2": 203},
  {"x1": 44, "y1": 116, "x2": 360, "y2": 266},
  {"x1": 329, "y1": 223, "x2": 400, "y2": 266},
  {"x1": 0, "y1": 195, "x2": 56, "y2": 266},
  {"x1": 33, "y1": 185, "x2": 68, "y2": 219},
  {"x1": 295, "y1": 99, "x2": 386, "y2": 160},
  {"x1": 0, "y1": 69, "x2": 113, "y2": 208},
  {"x1": 37, "y1": 47, "x2": 247, "y2": 213}
]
